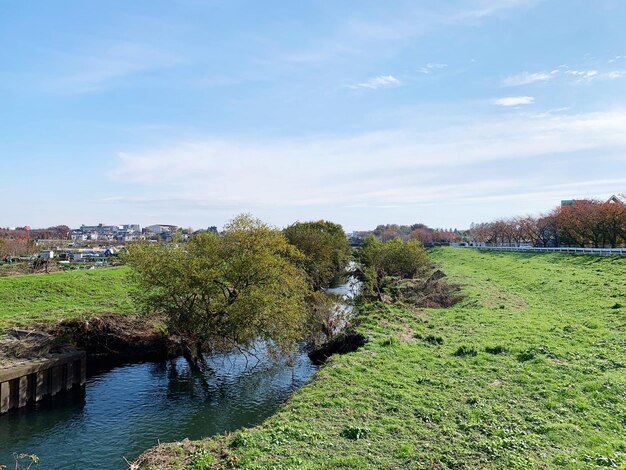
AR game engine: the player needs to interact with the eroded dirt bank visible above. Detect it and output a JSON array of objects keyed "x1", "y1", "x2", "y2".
[{"x1": 0, "y1": 314, "x2": 181, "y2": 368}]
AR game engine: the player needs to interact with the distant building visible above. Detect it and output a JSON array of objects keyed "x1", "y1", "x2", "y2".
[
  {"x1": 70, "y1": 229, "x2": 88, "y2": 241},
  {"x1": 70, "y1": 223, "x2": 142, "y2": 242},
  {"x1": 561, "y1": 199, "x2": 576, "y2": 206},
  {"x1": 145, "y1": 224, "x2": 178, "y2": 235},
  {"x1": 39, "y1": 250, "x2": 55, "y2": 259}
]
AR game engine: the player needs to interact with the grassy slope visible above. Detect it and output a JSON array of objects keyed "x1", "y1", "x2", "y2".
[
  {"x1": 0, "y1": 266, "x2": 135, "y2": 328},
  {"x1": 177, "y1": 248, "x2": 626, "y2": 469}
]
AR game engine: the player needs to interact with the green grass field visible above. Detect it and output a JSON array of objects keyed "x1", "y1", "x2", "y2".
[
  {"x1": 170, "y1": 248, "x2": 626, "y2": 469},
  {"x1": 0, "y1": 266, "x2": 136, "y2": 328}
]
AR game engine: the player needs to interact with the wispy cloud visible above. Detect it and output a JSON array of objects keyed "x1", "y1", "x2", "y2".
[
  {"x1": 348, "y1": 75, "x2": 400, "y2": 90},
  {"x1": 109, "y1": 110, "x2": 626, "y2": 210},
  {"x1": 607, "y1": 71, "x2": 626, "y2": 79},
  {"x1": 494, "y1": 96, "x2": 535, "y2": 106},
  {"x1": 565, "y1": 69, "x2": 599, "y2": 81},
  {"x1": 419, "y1": 63, "x2": 448, "y2": 74},
  {"x1": 286, "y1": 1, "x2": 538, "y2": 68},
  {"x1": 502, "y1": 70, "x2": 557, "y2": 86},
  {"x1": 502, "y1": 65, "x2": 626, "y2": 88},
  {"x1": 450, "y1": 0, "x2": 539, "y2": 21},
  {"x1": 56, "y1": 41, "x2": 181, "y2": 92}
]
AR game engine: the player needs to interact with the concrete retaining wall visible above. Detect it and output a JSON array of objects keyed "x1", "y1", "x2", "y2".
[{"x1": 0, "y1": 351, "x2": 86, "y2": 414}]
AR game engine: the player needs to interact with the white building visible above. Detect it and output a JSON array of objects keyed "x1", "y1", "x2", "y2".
[{"x1": 145, "y1": 224, "x2": 178, "y2": 235}]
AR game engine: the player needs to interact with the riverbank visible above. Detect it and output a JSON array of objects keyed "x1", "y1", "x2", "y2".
[
  {"x1": 138, "y1": 248, "x2": 626, "y2": 468},
  {"x1": 0, "y1": 266, "x2": 179, "y2": 371},
  {"x1": 0, "y1": 266, "x2": 135, "y2": 328}
]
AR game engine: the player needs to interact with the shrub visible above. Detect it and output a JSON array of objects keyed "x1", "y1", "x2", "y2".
[
  {"x1": 356, "y1": 236, "x2": 430, "y2": 280},
  {"x1": 356, "y1": 236, "x2": 430, "y2": 298}
]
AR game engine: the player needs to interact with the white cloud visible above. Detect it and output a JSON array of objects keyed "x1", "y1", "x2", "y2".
[
  {"x1": 348, "y1": 75, "x2": 400, "y2": 90},
  {"x1": 607, "y1": 71, "x2": 626, "y2": 79},
  {"x1": 419, "y1": 63, "x2": 448, "y2": 74},
  {"x1": 502, "y1": 70, "x2": 557, "y2": 86},
  {"x1": 494, "y1": 96, "x2": 535, "y2": 106},
  {"x1": 109, "y1": 110, "x2": 626, "y2": 210},
  {"x1": 565, "y1": 70, "x2": 599, "y2": 80},
  {"x1": 502, "y1": 66, "x2": 626, "y2": 87}
]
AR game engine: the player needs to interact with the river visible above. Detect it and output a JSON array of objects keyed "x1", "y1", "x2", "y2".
[{"x1": 0, "y1": 347, "x2": 315, "y2": 469}]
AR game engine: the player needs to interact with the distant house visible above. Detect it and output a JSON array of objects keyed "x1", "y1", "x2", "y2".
[
  {"x1": 561, "y1": 199, "x2": 576, "y2": 206},
  {"x1": 39, "y1": 250, "x2": 55, "y2": 259},
  {"x1": 70, "y1": 230, "x2": 87, "y2": 241}
]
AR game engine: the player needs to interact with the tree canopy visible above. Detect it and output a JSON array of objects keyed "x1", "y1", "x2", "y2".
[
  {"x1": 283, "y1": 220, "x2": 351, "y2": 290},
  {"x1": 355, "y1": 236, "x2": 430, "y2": 296},
  {"x1": 126, "y1": 214, "x2": 309, "y2": 363},
  {"x1": 470, "y1": 197, "x2": 626, "y2": 248}
]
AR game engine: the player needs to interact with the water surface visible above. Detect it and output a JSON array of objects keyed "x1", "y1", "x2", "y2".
[{"x1": 0, "y1": 348, "x2": 316, "y2": 469}]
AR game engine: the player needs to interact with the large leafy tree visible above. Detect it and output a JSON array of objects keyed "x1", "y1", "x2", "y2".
[
  {"x1": 127, "y1": 214, "x2": 309, "y2": 364},
  {"x1": 283, "y1": 220, "x2": 351, "y2": 290}
]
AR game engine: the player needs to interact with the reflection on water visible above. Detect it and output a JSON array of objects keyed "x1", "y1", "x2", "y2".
[{"x1": 0, "y1": 346, "x2": 316, "y2": 470}]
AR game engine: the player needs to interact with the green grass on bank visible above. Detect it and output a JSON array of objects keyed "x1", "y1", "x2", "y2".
[
  {"x1": 167, "y1": 248, "x2": 626, "y2": 469},
  {"x1": 0, "y1": 266, "x2": 136, "y2": 328}
]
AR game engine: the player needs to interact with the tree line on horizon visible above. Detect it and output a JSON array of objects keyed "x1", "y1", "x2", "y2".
[
  {"x1": 470, "y1": 196, "x2": 626, "y2": 248},
  {"x1": 0, "y1": 226, "x2": 70, "y2": 258},
  {"x1": 351, "y1": 223, "x2": 463, "y2": 245}
]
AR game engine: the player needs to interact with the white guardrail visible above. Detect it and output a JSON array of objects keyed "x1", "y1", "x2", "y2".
[{"x1": 456, "y1": 245, "x2": 626, "y2": 256}]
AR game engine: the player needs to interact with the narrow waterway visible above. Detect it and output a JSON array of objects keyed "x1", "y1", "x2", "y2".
[{"x1": 0, "y1": 347, "x2": 316, "y2": 469}]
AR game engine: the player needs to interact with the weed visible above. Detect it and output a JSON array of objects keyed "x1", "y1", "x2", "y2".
[
  {"x1": 424, "y1": 334, "x2": 444, "y2": 345},
  {"x1": 517, "y1": 349, "x2": 536, "y2": 362},
  {"x1": 229, "y1": 432, "x2": 250, "y2": 449},
  {"x1": 485, "y1": 345, "x2": 507, "y2": 354},
  {"x1": 381, "y1": 336, "x2": 399, "y2": 347},
  {"x1": 454, "y1": 345, "x2": 477, "y2": 357},
  {"x1": 340, "y1": 426, "x2": 370, "y2": 440},
  {"x1": 185, "y1": 449, "x2": 215, "y2": 470}
]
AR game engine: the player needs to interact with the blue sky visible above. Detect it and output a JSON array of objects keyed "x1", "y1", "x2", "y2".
[{"x1": 1, "y1": 0, "x2": 626, "y2": 231}]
